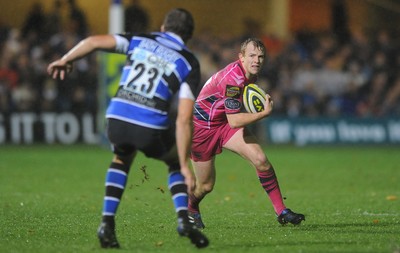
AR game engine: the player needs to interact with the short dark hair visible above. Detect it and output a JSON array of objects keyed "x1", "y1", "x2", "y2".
[
  {"x1": 240, "y1": 37, "x2": 266, "y2": 57},
  {"x1": 163, "y1": 8, "x2": 194, "y2": 43}
]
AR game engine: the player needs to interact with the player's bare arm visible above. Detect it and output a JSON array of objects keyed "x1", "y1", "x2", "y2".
[
  {"x1": 176, "y1": 97, "x2": 196, "y2": 193},
  {"x1": 47, "y1": 35, "x2": 117, "y2": 80},
  {"x1": 226, "y1": 94, "x2": 273, "y2": 128}
]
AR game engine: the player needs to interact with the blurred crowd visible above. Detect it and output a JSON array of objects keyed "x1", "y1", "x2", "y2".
[
  {"x1": 192, "y1": 23, "x2": 400, "y2": 118},
  {"x1": 1, "y1": 1, "x2": 400, "y2": 118},
  {"x1": 0, "y1": 0, "x2": 95, "y2": 116}
]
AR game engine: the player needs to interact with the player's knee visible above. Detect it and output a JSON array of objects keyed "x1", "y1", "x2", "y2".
[
  {"x1": 253, "y1": 154, "x2": 272, "y2": 172},
  {"x1": 253, "y1": 153, "x2": 267, "y2": 167},
  {"x1": 198, "y1": 182, "x2": 214, "y2": 194}
]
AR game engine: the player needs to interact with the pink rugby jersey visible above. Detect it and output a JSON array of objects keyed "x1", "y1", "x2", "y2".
[{"x1": 193, "y1": 60, "x2": 256, "y2": 128}]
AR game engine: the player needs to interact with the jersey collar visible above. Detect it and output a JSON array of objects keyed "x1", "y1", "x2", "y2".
[{"x1": 164, "y1": 32, "x2": 185, "y2": 45}]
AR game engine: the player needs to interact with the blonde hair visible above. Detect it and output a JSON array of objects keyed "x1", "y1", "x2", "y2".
[{"x1": 240, "y1": 38, "x2": 266, "y2": 56}]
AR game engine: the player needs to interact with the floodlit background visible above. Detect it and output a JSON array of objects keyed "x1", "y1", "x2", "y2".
[
  {"x1": 0, "y1": 2, "x2": 399, "y2": 253},
  {"x1": 1, "y1": 0, "x2": 400, "y2": 145}
]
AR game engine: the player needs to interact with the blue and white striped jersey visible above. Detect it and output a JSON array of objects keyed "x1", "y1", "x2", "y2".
[{"x1": 106, "y1": 32, "x2": 200, "y2": 129}]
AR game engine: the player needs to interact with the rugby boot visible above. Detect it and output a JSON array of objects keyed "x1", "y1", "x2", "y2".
[
  {"x1": 177, "y1": 218, "x2": 209, "y2": 248},
  {"x1": 277, "y1": 208, "x2": 305, "y2": 225},
  {"x1": 188, "y1": 211, "x2": 206, "y2": 229},
  {"x1": 97, "y1": 222, "x2": 120, "y2": 248}
]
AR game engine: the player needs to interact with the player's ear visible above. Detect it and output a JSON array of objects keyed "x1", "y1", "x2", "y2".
[{"x1": 239, "y1": 52, "x2": 244, "y2": 62}]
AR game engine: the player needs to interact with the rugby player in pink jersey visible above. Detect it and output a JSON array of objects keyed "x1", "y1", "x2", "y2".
[{"x1": 189, "y1": 37, "x2": 305, "y2": 229}]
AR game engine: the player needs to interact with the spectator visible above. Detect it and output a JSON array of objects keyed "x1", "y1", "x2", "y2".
[
  {"x1": 0, "y1": 20, "x2": 10, "y2": 45},
  {"x1": 0, "y1": 51, "x2": 18, "y2": 113},
  {"x1": 331, "y1": 0, "x2": 350, "y2": 45},
  {"x1": 21, "y1": 2, "x2": 46, "y2": 41},
  {"x1": 1, "y1": 5, "x2": 400, "y2": 122},
  {"x1": 381, "y1": 75, "x2": 400, "y2": 116},
  {"x1": 44, "y1": 0, "x2": 63, "y2": 39},
  {"x1": 124, "y1": 0, "x2": 149, "y2": 33},
  {"x1": 66, "y1": 0, "x2": 89, "y2": 38}
]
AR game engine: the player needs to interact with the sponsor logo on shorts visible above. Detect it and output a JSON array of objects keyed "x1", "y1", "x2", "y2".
[{"x1": 224, "y1": 98, "x2": 241, "y2": 110}]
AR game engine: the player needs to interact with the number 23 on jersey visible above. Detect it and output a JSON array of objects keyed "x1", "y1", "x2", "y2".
[{"x1": 121, "y1": 48, "x2": 175, "y2": 99}]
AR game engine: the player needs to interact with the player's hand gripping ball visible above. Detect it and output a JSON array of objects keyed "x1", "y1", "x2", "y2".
[{"x1": 243, "y1": 83, "x2": 268, "y2": 113}]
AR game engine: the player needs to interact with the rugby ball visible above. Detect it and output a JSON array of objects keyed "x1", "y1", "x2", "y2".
[{"x1": 243, "y1": 83, "x2": 267, "y2": 113}]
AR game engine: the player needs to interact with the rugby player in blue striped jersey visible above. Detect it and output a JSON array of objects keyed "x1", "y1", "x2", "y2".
[{"x1": 47, "y1": 8, "x2": 208, "y2": 249}]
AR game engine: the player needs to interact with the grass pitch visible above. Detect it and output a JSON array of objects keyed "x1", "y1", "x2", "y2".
[{"x1": 0, "y1": 144, "x2": 399, "y2": 253}]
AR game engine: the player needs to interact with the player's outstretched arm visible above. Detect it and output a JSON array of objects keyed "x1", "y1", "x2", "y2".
[{"x1": 47, "y1": 35, "x2": 117, "y2": 80}]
